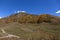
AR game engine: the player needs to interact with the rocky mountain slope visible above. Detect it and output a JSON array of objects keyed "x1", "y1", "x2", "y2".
[
  {"x1": 1, "y1": 12, "x2": 60, "y2": 24},
  {"x1": 0, "y1": 12, "x2": 60, "y2": 40}
]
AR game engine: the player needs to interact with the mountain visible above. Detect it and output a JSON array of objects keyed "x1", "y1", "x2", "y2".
[
  {"x1": 1, "y1": 12, "x2": 60, "y2": 24},
  {"x1": 0, "y1": 12, "x2": 60, "y2": 40}
]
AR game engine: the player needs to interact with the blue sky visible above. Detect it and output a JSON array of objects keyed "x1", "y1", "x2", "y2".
[{"x1": 0, "y1": 0, "x2": 60, "y2": 17}]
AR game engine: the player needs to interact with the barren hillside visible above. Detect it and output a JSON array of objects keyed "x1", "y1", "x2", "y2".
[{"x1": 0, "y1": 12, "x2": 60, "y2": 40}]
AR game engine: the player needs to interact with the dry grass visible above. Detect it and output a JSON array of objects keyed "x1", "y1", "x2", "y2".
[
  {"x1": 0, "y1": 23, "x2": 59, "y2": 40},
  {"x1": 0, "y1": 13, "x2": 60, "y2": 40}
]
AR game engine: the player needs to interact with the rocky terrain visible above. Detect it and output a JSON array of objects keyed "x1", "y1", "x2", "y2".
[{"x1": 0, "y1": 12, "x2": 60, "y2": 40}]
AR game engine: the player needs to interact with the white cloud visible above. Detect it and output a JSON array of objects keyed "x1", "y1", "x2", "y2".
[
  {"x1": 20, "y1": 11, "x2": 26, "y2": 12},
  {"x1": 0, "y1": 17, "x2": 2, "y2": 19},
  {"x1": 17, "y1": 11, "x2": 20, "y2": 13},
  {"x1": 56, "y1": 10, "x2": 60, "y2": 14},
  {"x1": 17, "y1": 11, "x2": 26, "y2": 13}
]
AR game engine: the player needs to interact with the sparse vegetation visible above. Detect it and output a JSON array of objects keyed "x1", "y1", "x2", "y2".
[{"x1": 0, "y1": 13, "x2": 60, "y2": 40}]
